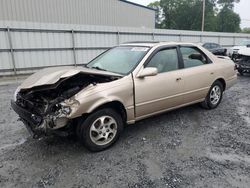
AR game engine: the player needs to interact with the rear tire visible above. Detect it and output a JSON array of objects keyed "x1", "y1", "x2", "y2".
[
  {"x1": 77, "y1": 108, "x2": 123, "y2": 152},
  {"x1": 201, "y1": 81, "x2": 223, "y2": 109}
]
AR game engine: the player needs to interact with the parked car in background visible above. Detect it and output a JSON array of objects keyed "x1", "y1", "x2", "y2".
[
  {"x1": 228, "y1": 40, "x2": 250, "y2": 61},
  {"x1": 11, "y1": 42, "x2": 237, "y2": 151},
  {"x1": 201, "y1": 42, "x2": 227, "y2": 56},
  {"x1": 235, "y1": 48, "x2": 250, "y2": 75}
]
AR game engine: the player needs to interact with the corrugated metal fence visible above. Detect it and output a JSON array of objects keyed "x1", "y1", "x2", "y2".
[{"x1": 1, "y1": 22, "x2": 250, "y2": 76}]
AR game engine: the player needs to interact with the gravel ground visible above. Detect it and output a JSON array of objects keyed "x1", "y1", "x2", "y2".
[{"x1": 0, "y1": 75, "x2": 249, "y2": 188}]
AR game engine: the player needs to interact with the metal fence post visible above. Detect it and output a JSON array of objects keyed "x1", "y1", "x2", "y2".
[
  {"x1": 200, "y1": 34, "x2": 202, "y2": 42},
  {"x1": 218, "y1": 35, "x2": 221, "y2": 45},
  {"x1": 117, "y1": 31, "x2": 120, "y2": 45},
  {"x1": 71, "y1": 29, "x2": 77, "y2": 66},
  {"x1": 233, "y1": 36, "x2": 236, "y2": 46},
  {"x1": 152, "y1": 32, "x2": 155, "y2": 41},
  {"x1": 7, "y1": 27, "x2": 17, "y2": 76},
  {"x1": 179, "y1": 34, "x2": 182, "y2": 42}
]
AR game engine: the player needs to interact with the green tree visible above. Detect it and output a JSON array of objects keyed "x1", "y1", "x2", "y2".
[
  {"x1": 203, "y1": 0, "x2": 218, "y2": 31},
  {"x1": 148, "y1": 0, "x2": 241, "y2": 33},
  {"x1": 217, "y1": 6, "x2": 241, "y2": 32},
  {"x1": 159, "y1": 0, "x2": 180, "y2": 29},
  {"x1": 172, "y1": 0, "x2": 201, "y2": 30},
  {"x1": 242, "y1": 28, "x2": 250, "y2": 33},
  {"x1": 173, "y1": 0, "x2": 217, "y2": 31},
  {"x1": 148, "y1": 1, "x2": 162, "y2": 28},
  {"x1": 216, "y1": 0, "x2": 240, "y2": 8},
  {"x1": 157, "y1": 0, "x2": 217, "y2": 31}
]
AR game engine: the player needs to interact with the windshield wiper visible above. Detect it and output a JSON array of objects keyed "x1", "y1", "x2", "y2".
[{"x1": 91, "y1": 66, "x2": 108, "y2": 72}]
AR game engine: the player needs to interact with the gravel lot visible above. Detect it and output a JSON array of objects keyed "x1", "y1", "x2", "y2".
[{"x1": 0, "y1": 75, "x2": 249, "y2": 188}]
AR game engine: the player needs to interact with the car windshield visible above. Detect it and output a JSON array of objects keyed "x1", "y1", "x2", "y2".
[
  {"x1": 86, "y1": 46, "x2": 149, "y2": 75},
  {"x1": 240, "y1": 40, "x2": 250, "y2": 46}
]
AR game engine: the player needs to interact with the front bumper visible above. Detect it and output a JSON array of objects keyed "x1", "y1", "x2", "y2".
[
  {"x1": 235, "y1": 63, "x2": 250, "y2": 72},
  {"x1": 11, "y1": 100, "x2": 44, "y2": 137},
  {"x1": 11, "y1": 100, "x2": 71, "y2": 138},
  {"x1": 11, "y1": 99, "x2": 42, "y2": 127}
]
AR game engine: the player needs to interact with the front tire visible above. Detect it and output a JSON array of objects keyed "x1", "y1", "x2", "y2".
[
  {"x1": 201, "y1": 81, "x2": 223, "y2": 109},
  {"x1": 77, "y1": 108, "x2": 124, "y2": 152}
]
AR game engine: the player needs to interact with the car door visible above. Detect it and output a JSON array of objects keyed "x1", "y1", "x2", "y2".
[
  {"x1": 177, "y1": 46, "x2": 217, "y2": 104},
  {"x1": 134, "y1": 47, "x2": 184, "y2": 119}
]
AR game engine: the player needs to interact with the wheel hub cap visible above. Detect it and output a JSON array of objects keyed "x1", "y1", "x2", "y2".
[
  {"x1": 210, "y1": 85, "x2": 221, "y2": 105},
  {"x1": 89, "y1": 116, "x2": 117, "y2": 146}
]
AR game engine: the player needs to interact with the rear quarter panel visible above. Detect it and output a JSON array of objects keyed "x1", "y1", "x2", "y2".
[
  {"x1": 198, "y1": 46, "x2": 237, "y2": 90},
  {"x1": 212, "y1": 57, "x2": 237, "y2": 89}
]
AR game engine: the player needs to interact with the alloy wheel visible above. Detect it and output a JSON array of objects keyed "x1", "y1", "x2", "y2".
[
  {"x1": 89, "y1": 116, "x2": 118, "y2": 146},
  {"x1": 210, "y1": 85, "x2": 222, "y2": 105}
]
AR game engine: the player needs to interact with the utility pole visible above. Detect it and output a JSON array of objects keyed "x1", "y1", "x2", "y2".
[{"x1": 201, "y1": 0, "x2": 205, "y2": 31}]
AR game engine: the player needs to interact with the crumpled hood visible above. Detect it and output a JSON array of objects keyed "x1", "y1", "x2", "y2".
[{"x1": 20, "y1": 66, "x2": 122, "y2": 89}]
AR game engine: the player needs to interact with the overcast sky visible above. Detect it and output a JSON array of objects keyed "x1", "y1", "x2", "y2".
[{"x1": 130, "y1": 0, "x2": 250, "y2": 28}]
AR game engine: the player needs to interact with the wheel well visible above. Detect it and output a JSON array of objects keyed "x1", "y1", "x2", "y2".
[
  {"x1": 93, "y1": 101, "x2": 127, "y2": 123},
  {"x1": 216, "y1": 78, "x2": 226, "y2": 91}
]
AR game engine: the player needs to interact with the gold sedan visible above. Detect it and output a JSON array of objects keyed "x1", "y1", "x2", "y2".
[{"x1": 11, "y1": 42, "x2": 237, "y2": 151}]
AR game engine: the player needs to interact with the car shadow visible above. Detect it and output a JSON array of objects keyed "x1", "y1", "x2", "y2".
[{"x1": 22, "y1": 103, "x2": 203, "y2": 155}]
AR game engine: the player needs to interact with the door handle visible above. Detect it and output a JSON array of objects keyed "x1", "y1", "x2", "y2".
[
  {"x1": 210, "y1": 72, "x2": 214, "y2": 75},
  {"x1": 176, "y1": 77, "x2": 182, "y2": 81}
]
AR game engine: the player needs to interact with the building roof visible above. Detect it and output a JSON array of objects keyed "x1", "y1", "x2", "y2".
[{"x1": 119, "y1": 0, "x2": 157, "y2": 11}]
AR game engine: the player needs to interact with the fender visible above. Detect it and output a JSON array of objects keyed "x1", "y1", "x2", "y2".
[{"x1": 86, "y1": 96, "x2": 125, "y2": 114}]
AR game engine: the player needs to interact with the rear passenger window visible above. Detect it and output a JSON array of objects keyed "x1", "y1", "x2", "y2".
[
  {"x1": 180, "y1": 47, "x2": 208, "y2": 68},
  {"x1": 146, "y1": 48, "x2": 178, "y2": 73}
]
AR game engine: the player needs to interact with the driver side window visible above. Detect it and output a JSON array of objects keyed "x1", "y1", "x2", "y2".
[{"x1": 146, "y1": 48, "x2": 179, "y2": 73}]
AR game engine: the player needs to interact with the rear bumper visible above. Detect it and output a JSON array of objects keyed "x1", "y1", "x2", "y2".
[{"x1": 226, "y1": 75, "x2": 237, "y2": 90}]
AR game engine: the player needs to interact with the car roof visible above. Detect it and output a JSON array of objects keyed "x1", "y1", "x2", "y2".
[{"x1": 120, "y1": 41, "x2": 200, "y2": 48}]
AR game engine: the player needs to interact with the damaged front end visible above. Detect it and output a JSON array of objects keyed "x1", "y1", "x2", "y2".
[
  {"x1": 11, "y1": 71, "x2": 120, "y2": 138},
  {"x1": 236, "y1": 55, "x2": 250, "y2": 74},
  {"x1": 236, "y1": 48, "x2": 250, "y2": 75}
]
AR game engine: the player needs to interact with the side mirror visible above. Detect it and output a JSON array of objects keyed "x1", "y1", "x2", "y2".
[
  {"x1": 137, "y1": 67, "x2": 158, "y2": 78},
  {"x1": 189, "y1": 53, "x2": 203, "y2": 61}
]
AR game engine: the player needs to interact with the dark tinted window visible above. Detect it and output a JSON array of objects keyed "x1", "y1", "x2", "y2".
[
  {"x1": 203, "y1": 43, "x2": 212, "y2": 49},
  {"x1": 180, "y1": 47, "x2": 208, "y2": 68},
  {"x1": 211, "y1": 43, "x2": 220, "y2": 49},
  {"x1": 146, "y1": 48, "x2": 178, "y2": 73}
]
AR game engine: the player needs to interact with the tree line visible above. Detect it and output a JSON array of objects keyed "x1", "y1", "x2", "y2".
[{"x1": 147, "y1": 0, "x2": 248, "y2": 33}]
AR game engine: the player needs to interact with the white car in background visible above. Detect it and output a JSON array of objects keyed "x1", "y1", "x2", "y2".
[{"x1": 228, "y1": 40, "x2": 250, "y2": 61}]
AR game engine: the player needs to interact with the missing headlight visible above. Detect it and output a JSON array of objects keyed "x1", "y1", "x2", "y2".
[{"x1": 61, "y1": 106, "x2": 71, "y2": 115}]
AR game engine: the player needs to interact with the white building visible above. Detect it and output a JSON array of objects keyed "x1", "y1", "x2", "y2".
[{"x1": 0, "y1": 0, "x2": 156, "y2": 28}]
